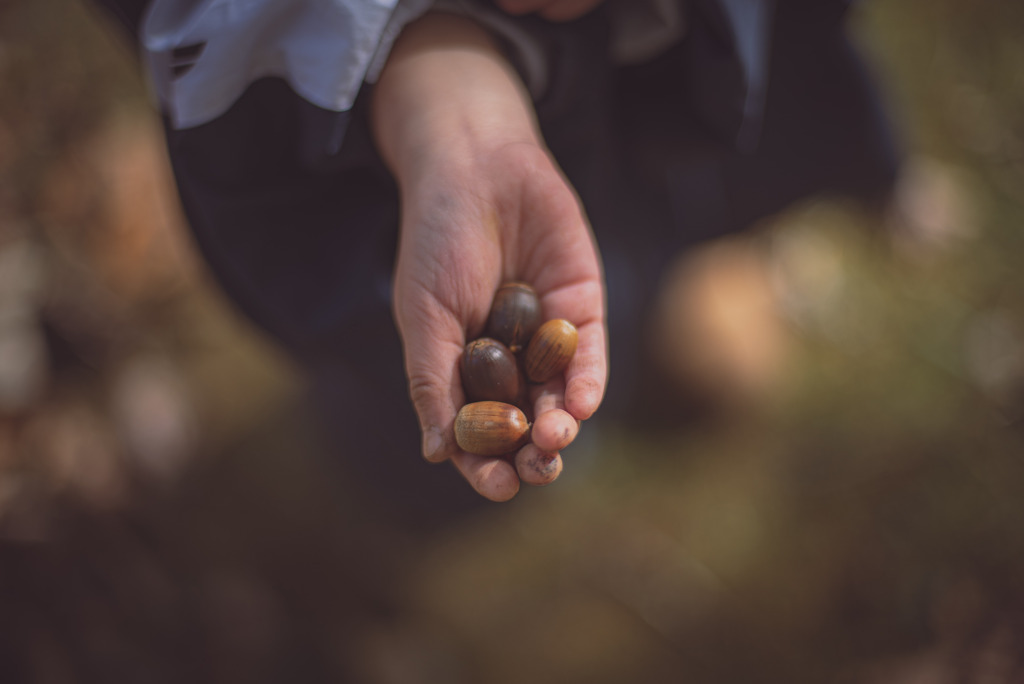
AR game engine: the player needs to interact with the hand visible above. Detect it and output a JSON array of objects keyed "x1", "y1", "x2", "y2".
[
  {"x1": 371, "y1": 14, "x2": 607, "y2": 500},
  {"x1": 495, "y1": 0, "x2": 605, "y2": 22},
  {"x1": 393, "y1": 141, "x2": 605, "y2": 500}
]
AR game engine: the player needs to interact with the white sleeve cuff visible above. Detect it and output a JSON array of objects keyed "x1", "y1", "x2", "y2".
[{"x1": 143, "y1": 0, "x2": 431, "y2": 130}]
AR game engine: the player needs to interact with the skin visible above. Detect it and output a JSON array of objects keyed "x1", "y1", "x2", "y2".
[
  {"x1": 514, "y1": 444, "x2": 563, "y2": 486},
  {"x1": 371, "y1": 13, "x2": 607, "y2": 501}
]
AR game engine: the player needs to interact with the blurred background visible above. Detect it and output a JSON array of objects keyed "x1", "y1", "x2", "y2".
[{"x1": 2, "y1": 0, "x2": 1024, "y2": 682}]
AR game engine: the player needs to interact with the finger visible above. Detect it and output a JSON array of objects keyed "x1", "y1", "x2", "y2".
[
  {"x1": 532, "y1": 410, "x2": 579, "y2": 452},
  {"x1": 535, "y1": 285, "x2": 607, "y2": 421},
  {"x1": 529, "y1": 268, "x2": 607, "y2": 422},
  {"x1": 538, "y1": 0, "x2": 604, "y2": 21},
  {"x1": 515, "y1": 444, "x2": 563, "y2": 486},
  {"x1": 564, "y1": 317, "x2": 606, "y2": 420},
  {"x1": 530, "y1": 382, "x2": 579, "y2": 452},
  {"x1": 450, "y1": 450, "x2": 521, "y2": 501}
]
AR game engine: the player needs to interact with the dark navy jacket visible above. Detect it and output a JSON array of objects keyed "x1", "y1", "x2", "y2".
[{"x1": 89, "y1": 0, "x2": 899, "y2": 410}]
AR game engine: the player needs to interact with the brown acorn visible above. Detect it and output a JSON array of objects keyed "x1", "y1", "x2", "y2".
[
  {"x1": 454, "y1": 401, "x2": 531, "y2": 456},
  {"x1": 460, "y1": 338, "x2": 522, "y2": 404},
  {"x1": 486, "y1": 282, "x2": 542, "y2": 353},
  {"x1": 524, "y1": 318, "x2": 578, "y2": 383}
]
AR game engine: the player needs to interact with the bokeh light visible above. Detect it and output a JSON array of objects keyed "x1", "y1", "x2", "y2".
[{"x1": 2, "y1": 0, "x2": 1024, "y2": 681}]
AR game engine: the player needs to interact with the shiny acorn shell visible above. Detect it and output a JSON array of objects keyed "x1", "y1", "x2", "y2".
[
  {"x1": 460, "y1": 338, "x2": 522, "y2": 404},
  {"x1": 524, "y1": 318, "x2": 578, "y2": 383},
  {"x1": 454, "y1": 401, "x2": 531, "y2": 456},
  {"x1": 486, "y1": 282, "x2": 542, "y2": 353}
]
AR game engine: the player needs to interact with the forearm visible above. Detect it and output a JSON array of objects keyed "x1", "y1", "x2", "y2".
[{"x1": 370, "y1": 12, "x2": 542, "y2": 191}]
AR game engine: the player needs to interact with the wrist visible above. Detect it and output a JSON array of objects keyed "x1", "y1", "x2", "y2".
[{"x1": 370, "y1": 13, "x2": 541, "y2": 191}]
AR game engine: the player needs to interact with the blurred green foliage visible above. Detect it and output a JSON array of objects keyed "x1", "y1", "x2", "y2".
[{"x1": 2, "y1": 0, "x2": 1024, "y2": 682}]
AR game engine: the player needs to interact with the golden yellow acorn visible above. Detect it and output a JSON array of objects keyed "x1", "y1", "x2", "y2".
[{"x1": 524, "y1": 318, "x2": 578, "y2": 383}]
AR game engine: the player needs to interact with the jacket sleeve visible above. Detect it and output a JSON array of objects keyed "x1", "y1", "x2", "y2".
[{"x1": 87, "y1": 0, "x2": 783, "y2": 152}]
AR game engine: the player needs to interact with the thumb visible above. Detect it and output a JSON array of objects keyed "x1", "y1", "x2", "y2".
[{"x1": 397, "y1": 306, "x2": 467, "y2": 464}]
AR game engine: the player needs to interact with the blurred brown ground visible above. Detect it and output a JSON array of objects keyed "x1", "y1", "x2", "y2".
[{"x1": 2, "y1": 0, "x2": 1024, "y2": 682}]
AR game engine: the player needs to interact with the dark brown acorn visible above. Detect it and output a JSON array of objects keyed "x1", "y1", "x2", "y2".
[
  {"x1": 460, "y1": 338, "x2": 522, "y2": 404},
  {"x1": 524, "y1": 318, "x2": 578, "y2": 383},
  {"x1": 454, "y1": 401, "x2": 531, "y2": 456},
  {"x1": 486, "y1": 282, "x2": 542, "y2": 353}
]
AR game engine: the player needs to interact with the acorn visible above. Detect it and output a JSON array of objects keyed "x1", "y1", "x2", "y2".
[
  {"x1": 486, "y1": 282, "x2": 542, "y2": 353},
  {"x1": 461, "y1": 338, "x2": 522, "y2": 404},
  {"x1": 454, "y1": 401, "x2": 531, "y2": 456},
  {"x1": 524, "y1": 318, "x2": 578, "y2": 383}
]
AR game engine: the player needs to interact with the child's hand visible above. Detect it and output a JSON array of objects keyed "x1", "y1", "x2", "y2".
[{"x1": 372, "y1": 13, "x2": 606, "y2": 500}]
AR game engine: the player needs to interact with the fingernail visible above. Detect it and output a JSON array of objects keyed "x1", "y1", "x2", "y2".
[{"x1": 423, "y1": 428, "x2": 443, "y2": 460}]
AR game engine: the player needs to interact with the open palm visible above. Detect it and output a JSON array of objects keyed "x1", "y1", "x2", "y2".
[{"x1": 392, "y1": 142, "x2": 606, "y2": 500}]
